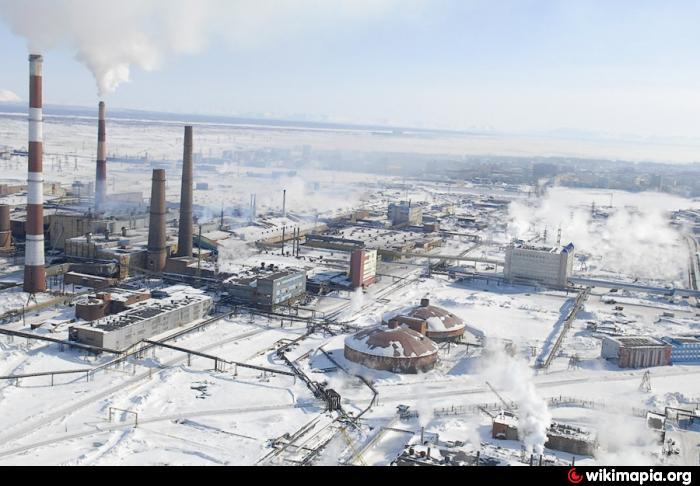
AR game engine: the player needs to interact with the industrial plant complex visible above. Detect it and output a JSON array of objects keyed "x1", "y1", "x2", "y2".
[{"x1": 0, "y1": 52, "x2": 698, "y2": 468}]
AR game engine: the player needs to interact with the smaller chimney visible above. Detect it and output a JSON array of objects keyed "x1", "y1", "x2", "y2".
[{"x1": 420, "y1": 298, "x2": 430, "y2": 307}]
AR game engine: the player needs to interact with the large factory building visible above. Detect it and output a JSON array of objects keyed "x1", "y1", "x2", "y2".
[
  {"x1": 69, "y1": 286, "x2": 212, "y2": 351},
  {"x1": 504, "y1": 242, "x2": 574, "y2": 289}
]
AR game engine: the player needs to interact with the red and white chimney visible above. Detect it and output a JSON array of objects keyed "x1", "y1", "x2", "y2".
[
  {"x1": 95, "y1": 101, "x2": 107, "y2": 211},
  {"x1": 24, "y1": 54, "x2": 46, "y2": 293}
]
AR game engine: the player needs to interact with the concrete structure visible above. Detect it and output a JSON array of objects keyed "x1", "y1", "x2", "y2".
[
  {"x1": 663, "y1": 336, "x2": 700, "y2": 363},
  {"x1": 225, "y1": 267, "x2": 306, "y2": 311},
  {"x1": 0, "y1": 204, "x2": 11, "y2": 250},
  {"x1": 492, "y1": 412, "x2": 519, "y2": 440},
  {"x1": 177, "y1": 126, "x2": 194, "y2": 257},
  {"x1": 344, "y1": 325, "x2": 439, "y2": 373},
  {"x1": 388, "y1": 201, "x2": 423, "y2": 226},
  {"x1": 601, "y1": 336, "x2": 672, "y2": 368},
  {"x1": 388, "y1": 298, "x2": 466, "y2": 342},
  {"x1": 69, "y1": 286, "x2": 212, "y2": 351},
  {"x1": 350, "y1": 248, "x2": 377, "y2": 288},
  {"x1": 147, "y1": 169, "x2": 168, "y2": 272},
  {"x1": 75, "y1": 288, "x2": 151, "y2": 321},
  {"x1": 492, "y1": 414, "x2": 597, "y2": 456},
  {"x1": 504, "y1": 242, "x2": 574, "y2": 289},
  {"x1": 94, "y1": 101, "x2": 107, "y2": 211},
  {"x1": 24, "y1": 54, "x2": 46, "y2": 293},
  {"x1": 545, "y1": 423, "x2": 597, "y2": 456}
]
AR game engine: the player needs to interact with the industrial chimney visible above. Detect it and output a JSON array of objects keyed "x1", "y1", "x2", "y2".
[
  {"x1": 177, "y1": 126, "x2": 193, "y2": 257},
  {"x1": 147, "y1": 169, "x2": 167, "y2": 272},
  {"x1": 24, "y1": 54, "x2": 46, "y2": 293},
  {"x1": 0, "y1": 204, "x2": 11, "y2": 250},
  {"x1": 94, "y1": 101, "x2": 107, "y2": 211},
  {"x1": 282, "y1": 189, "x2": 286, "y2": 218}
]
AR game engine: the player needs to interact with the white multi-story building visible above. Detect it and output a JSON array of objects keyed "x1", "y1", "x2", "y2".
[
  {"x1": 504, "y1": 242, "x2": 574, "y2": 289},
  {"x1": 388, "y1": 201, "x2": 422, "y2": 226}
]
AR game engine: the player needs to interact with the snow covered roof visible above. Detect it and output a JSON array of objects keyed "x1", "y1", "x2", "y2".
[
  {"x1": 406, "y1": 300, "x2": 465, "y2": 332},
  {"x1": 344, "y1": 325, "x2": 438, "y2": 359}
]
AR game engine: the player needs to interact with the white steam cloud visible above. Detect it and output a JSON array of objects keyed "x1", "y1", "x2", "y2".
[
  {"x1": 508, "y1": 187, "x2": 691, "y2": 283},
  {"x1": 0, "y1": 89, "x2": 20, "y2": 102},
  {"x1": 0, "y1": 0, "x2": 409, "y2": 96},
  {"x1": 479, "y1": 343, "x2": 552, "y2": 455}
]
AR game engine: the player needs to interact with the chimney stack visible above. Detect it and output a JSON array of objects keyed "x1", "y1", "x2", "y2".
[
  {"x1": 147, "y1": 169, "x2": 167, "y2": 272},
  {"x1": 177, "y1": 126, "x2": 193, "y2": 257},
  {"x1": 94, "y1": 101, "x2": 107, "y2": 211},
  {"x1": 282, "y1": 189, "x2": 286, "y2": 218},
  {"x1": 24, "y1": 54, "x2": 46, "y2": 293},
  {"x1": 0, "y1": 204, "x2": 11, "y2": 250}
]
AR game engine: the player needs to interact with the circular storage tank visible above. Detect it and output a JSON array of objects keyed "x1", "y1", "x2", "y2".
[
  {"x1": 406, "y1": 299, "x2": 465, "y2": 341},
  {"x1": 344, "y1": 325, "x2": 438, "y2": 373}
]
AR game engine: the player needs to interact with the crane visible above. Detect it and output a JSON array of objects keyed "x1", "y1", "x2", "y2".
[{"x1": 486, "y1": 381, "x2": 514, "y2": 412}]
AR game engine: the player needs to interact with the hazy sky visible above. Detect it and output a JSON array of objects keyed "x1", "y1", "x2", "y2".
[{"x1": 1, "y1": 0, "x2": 700, "y2": 138}]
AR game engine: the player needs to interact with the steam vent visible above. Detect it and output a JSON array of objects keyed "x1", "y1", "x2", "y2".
[
  {"x1": 344, "y1": 325, "x2": 439, "y2": 373},
  {"x1": 389, "y1": 298, "x2": 466, "y2": 342}
]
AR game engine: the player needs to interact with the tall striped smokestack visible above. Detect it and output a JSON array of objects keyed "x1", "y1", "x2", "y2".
[
  {"x1": 24, "y1": 54, "x2": 46, "y2": 293},
  {"x1": 177, "y1": 126, "x2": 193, "y2": 257},
  {"x1": 95, "y1": 101, "x2": 107, "y2": 211},
  {"x1": 147, "y1": 169, "x2": 167, "y2": 272}
]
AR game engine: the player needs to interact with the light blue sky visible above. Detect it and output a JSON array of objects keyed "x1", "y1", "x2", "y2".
[{"x1": 1, "y1": 0, "x2": 700, "y2": 137}]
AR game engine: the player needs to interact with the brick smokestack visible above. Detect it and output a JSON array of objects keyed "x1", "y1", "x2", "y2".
[
  {"x1": 95, "y1": 101, "x2": 107, "y2": 211},
  {"x1": 24, "y1": 54, "x2": 46, "y2": 293},
  {"x1": 147, "y1": 169, "x2": 167, "y2": 272},
  {"x1": 0, "y1": 204, "x2": 11, "y2": 250},
  {"x1": 177, "y1": 126, "x2": 193, "y2": 257}
]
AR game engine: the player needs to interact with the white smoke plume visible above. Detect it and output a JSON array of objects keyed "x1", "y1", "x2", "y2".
[
  {"x1": 0, "y1": 0, "x2": 410, "y2": 96},
  {"x1": 0, "y1": 89, "x2": 20, "y2": 102},
  {"x1": 508, "y1": 187, "x2": 692, "y2": 283},
  {"x1": 479, "y1": 343, "x2": 551, "y2": 455}
]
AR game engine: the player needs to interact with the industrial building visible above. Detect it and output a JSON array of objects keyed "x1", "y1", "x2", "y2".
[
  {"x1": 69, "y1": 286, "x2": 212, "y2": 351},
  {"x1": 344, "y1": 325, "x2": 439, "y2": 373},
  {"x1": 662, "y1": 336, "x2": 700, "y2": 363},
  {"x1": 492, "y1": 413, "x2": 597, "y2": 456},
  {"x1": 388, "y1": 298, "x2": 466, "y2": 342},
  {"x1": 75, "y1": 288, "x2": 152, "y2": 321},
  {"x1": 225, "y1": 267, "x2": 307, "y2": 311},
  {"x1": 349, "y1": 249, "x2": 378, "y2": 288},
  {"x1": 388, "y1": 201, "x2": 423, "y2": 227},
  {"x1": 504, "y1": 242, "x2": 574, "y2": 289},
  {"x1": 601, "y1": 336, "x2": 672, "y2": 368}
]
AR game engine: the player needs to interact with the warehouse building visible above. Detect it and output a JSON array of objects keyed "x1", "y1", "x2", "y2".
[
  {"x1": 69, "y1": 286, "x2": 212, "y2": 351},
  {"x1": 504, "y1": 242, "x2": 574, "y2": 289},
  {"x1": 601, "y1": 336, "x2": 672, "y2": 368},
  {"x1": 344, "y1": 325, "x2": 439, "y2": 373},
  {"x1": 388, "y1": 298, "x2": 466, "y2": 342}
]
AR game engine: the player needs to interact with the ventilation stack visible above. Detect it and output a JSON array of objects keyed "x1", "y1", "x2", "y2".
[
  {"x1": 0, "y1": 204, "x2": 11, "y2": 250},
  {"x1": 94, "y1": 101, "x2": 107, "y2": 211},
  {"x1": 177, "y1": 126, "x2": 193, "y2": 257},
  {"x1": 147, "y1": 169, "x2": 167, "y2": 272},
  {"x1": 24, "y1": 54, "x2": 46, "y2": 293}
]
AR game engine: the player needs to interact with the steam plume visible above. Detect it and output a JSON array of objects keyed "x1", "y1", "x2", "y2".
[{"x1": 0, "y1": 0, "x2": 407, "y2": 96}]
